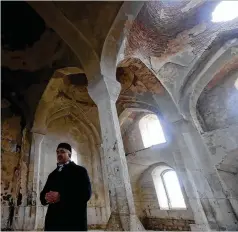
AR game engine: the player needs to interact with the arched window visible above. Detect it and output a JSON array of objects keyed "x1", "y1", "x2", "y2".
[
  {"x1": 71, "y1": 148, "x2": 78, "y2": 164},
  {"x1": 139, "y1": 114, "x2": 166, "y2": 148},
  {"x1": 152, "y1": 166, "x2": 186, "y2": 210}
]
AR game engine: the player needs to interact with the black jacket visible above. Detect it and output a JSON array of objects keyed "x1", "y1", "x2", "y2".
[{"x1": 40, "y1": 161, "x2": 91, "y2": 231}]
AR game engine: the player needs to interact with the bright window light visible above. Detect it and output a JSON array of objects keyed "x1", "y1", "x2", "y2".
[
  {"x1": 212, "y1": 1, "x2": 238, "y2": 22},
  {"x1": 139, "y1": 114, "x2": 166, "y2": 148},
  {"x1": 152, "y1": 167, "x2": 186, "y2": 210},
  {"x1": 71, "y1": 148, "x2": 78, "y2": 164},
  {"x1": 163, "y1": 170, "x2": 186, "y2": 209},
  {"x1": 235, "y1": 78, "x2": 238, "y2": 90}
]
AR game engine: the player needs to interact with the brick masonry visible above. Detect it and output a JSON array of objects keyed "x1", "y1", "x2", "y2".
[{"x1": 142, "y1": 217, "x2": 195, "y2": 231}]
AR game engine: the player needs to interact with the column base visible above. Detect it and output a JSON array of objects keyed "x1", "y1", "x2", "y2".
[{"x1": 106, "y1": 213, "x2": 145, "y2": 231}]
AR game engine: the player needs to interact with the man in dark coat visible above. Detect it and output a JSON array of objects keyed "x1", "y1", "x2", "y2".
[{"x1": 40, "y1": 143, "x2": 91, "y2": 231}]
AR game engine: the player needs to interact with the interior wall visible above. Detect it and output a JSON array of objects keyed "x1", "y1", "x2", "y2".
[
  {"x1": 122, "y1": 110, "x2": 195, "y2": 230},
  {"x1": 1, "y1": 115, "x2": 22, "y2": 230},
  {"x1": 197, "y1": 72, "x2": 238, "y2": 131},
  {"x1": 202, "y1": 127, "x2": 238, "y2": 217},
  {"x1": 197, "y1": 72, "x2": 238, "y2": 217},
  {"x1": 218, "y1": 170, "x2": 238, "y2": 197},
  {"x1": 218, "y1": 169, "x2": 238, "y2": 216},
  {"x1": 202, "y1": 125, "x2": 238, "y2": 167},
  {"x1": 36, "y1": 115, "x2": 108, "y2": 229}
]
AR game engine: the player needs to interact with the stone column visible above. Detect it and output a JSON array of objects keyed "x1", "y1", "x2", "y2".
[
  {"x1": 173, "y1": 151, "x2": 210, "y2": 231},
  {"x1": 88, "y1": 76, "x2": 144, "y2": 231},
  {"x1": 23, "y1": 131, "x2": 44, "y2": 230},
  {"x1": 174, "y1": 119, "x2": 238, "y2": 231}
]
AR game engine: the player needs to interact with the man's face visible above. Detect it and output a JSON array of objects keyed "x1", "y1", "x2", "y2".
[{"x1": 56, "y1": 148, "x2": 70, "y2": 164}]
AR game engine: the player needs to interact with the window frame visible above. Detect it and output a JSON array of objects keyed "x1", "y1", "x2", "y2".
[
  {"x1": 139, "y1": 113, "x2": 166, "y2": 148},
  {"x1": 160, "y1": 169, "x2": 187, "y2": 210}
]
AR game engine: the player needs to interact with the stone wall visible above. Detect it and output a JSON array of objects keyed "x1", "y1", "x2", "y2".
[
  {"x1": 1, "y1": 112, "x2": 108, "y2": 230},
  {"x1": 202, "y1": 124, "x2": 238, "y2": 166},
  {"x1": 142, "y1": 217, "x2": 194, "y2": 231},
  {"x1": 122, "y1": 115, "x2": 195, "y2": 229},
  {"x1": 202, "y1": 125, "x2": 238, "y2": 217},
  {"x1": 198, "y1": 72, "x2": 238, "y2": 131},
  {"x1": 1, "y1": 116, "x2": 22, "y2": 230},
  {"x1": 35, "y1": 116, "x2": 108, "y2": 230}
]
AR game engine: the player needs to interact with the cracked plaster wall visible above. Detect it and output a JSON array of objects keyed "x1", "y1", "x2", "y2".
[
  {"x1": 1, "y1": 111, "x2": 107, "y2": 230},
  {"x1": 123, "y1": 120, "x2": 194, "y2": 218},
  {"x1": 120, "y1": 94, "x2": 195, "y2": 230},
  {"x1": 197, "y1": 71, "x2": 238, "y2": 219},
  {"x1": 35, "y1": 115, "x2": 108, "y2": 230},
  {"x1": 198, "y1": 71, "x2": 238, "y2": 131},
  {"x1": 217, "y1": 170, "x2": 238, "y2": 217},
  {"x1": 202, "y1": 126, "x2": 238, "y2": 217},
  {"x1": 1, "y1": 115, "x2": 23, "y2": 230}
]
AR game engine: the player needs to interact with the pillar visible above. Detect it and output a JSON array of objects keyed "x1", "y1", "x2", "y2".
[
  {"x1": 174, "y1": 119, "x2": 238, "y2": 230},
  {"x1": 88, "y1": 76, "x2": 144, "y2": 231},
  {"x1": 173, "y1": 150, "x2": 210, "y2": 231},
  {"x1": 23, "y1": 131, "x2": 44, "y2": 230}
]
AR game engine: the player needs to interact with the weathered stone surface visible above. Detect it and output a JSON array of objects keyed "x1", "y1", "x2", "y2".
[
  {"x1": 142, "y1": 217, "x2": 195, "y2": 231},
  {"x1": 2, "y1": 1, "x2": 238, "y2": 231},
  {"x1": 88, "y1": 76, "x2": 144, "y2": 230}
]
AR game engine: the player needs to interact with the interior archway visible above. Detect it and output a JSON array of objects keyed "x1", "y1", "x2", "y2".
[{"x1": 30, "y1": 68, "x2": 110, "y2": 230}]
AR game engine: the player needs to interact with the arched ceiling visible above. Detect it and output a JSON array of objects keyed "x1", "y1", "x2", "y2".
[
  {"x1": 2, "y1": 1, "x2": 238, "y2": 132},
  {"x1": 117, "y1": 58, "x2": 165, "y2": 95},
  {"x1": 53, "y1": 1, "x2": 122, "y2": 56},
  {"x1": 188, "y1": 38, "x2": 238, "y2": 132},
  {"x1": 122, "y1": 0, "x2": 238, "y2": 119},
  {"x1": 126, "y1": 1, "x2": 217, "y2": 57}
]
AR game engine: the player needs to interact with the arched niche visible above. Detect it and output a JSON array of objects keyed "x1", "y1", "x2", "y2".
[
  {"x1": 196, "y1": 62, "x2": 238, "y2": 132},
  {"x1": 138, "y1": 163, "x2": 194, "y2": 226},
  {"x1": 31, "y1": 67, "x2": 110, "y2": 228},
  {"x1": 187, "y1": 38, "x2": 238, "y2": 133},
  {"x1": 185, "y1": 38, "x2": 238, "y2": 218},
  {"x1": 32, "y1": 67, "x2": 94, "y2": 133},
  {"x1": 116, "y1": 56, "x2": 183, "y2": 154},
  {"x1": 119, "y1": 107, "x2": 169, "y2": 156}
]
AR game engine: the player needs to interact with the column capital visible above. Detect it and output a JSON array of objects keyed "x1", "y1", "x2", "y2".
[
  {"x1": 88, "y1": 76, "x2": 121, "y2": 104},
  {"x1": 30, "y1": 130, "x2": 45, "y2": 144}
]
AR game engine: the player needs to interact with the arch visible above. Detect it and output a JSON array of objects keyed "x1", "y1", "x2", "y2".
[
  {"x1": 101, "y1": 2, "x2": 144, "y2": 78},
  {"x1": 45, "y1": 104, "x2": 100, "y2": 144},
  {"x1": 119, "y1": 102, "x2": 179, "y2": 152},
  {"x1": 139, "y1": 163, "x2": 187, "y2": 210},
  {"x1": 32, "y1": 66, "x2": 110, "y2": 223},
  {"x1": 117, "y1": 98, "x2": 163, "y2": 117},
  {"x1": 41, "y1": 105, "x2": 108, "y2": 214},
  {"x1": 175, "y1": 38, "x2": 238, "y2": 132},
  {"x1": 117, "y1": 57, "x2": 165, "y2": 96},
  {"x1": 120, "y1": 105, "x2": 167, "y2": 130},
  {"x1": 188, "y1": 38, "x2": 238, "y2": 132},
  {"x1": 28, "y1": 2, "x2": 100, "y2": 80},
  {"x1": 32, "y1": 67, "x2": 96, "y2": 134}
]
